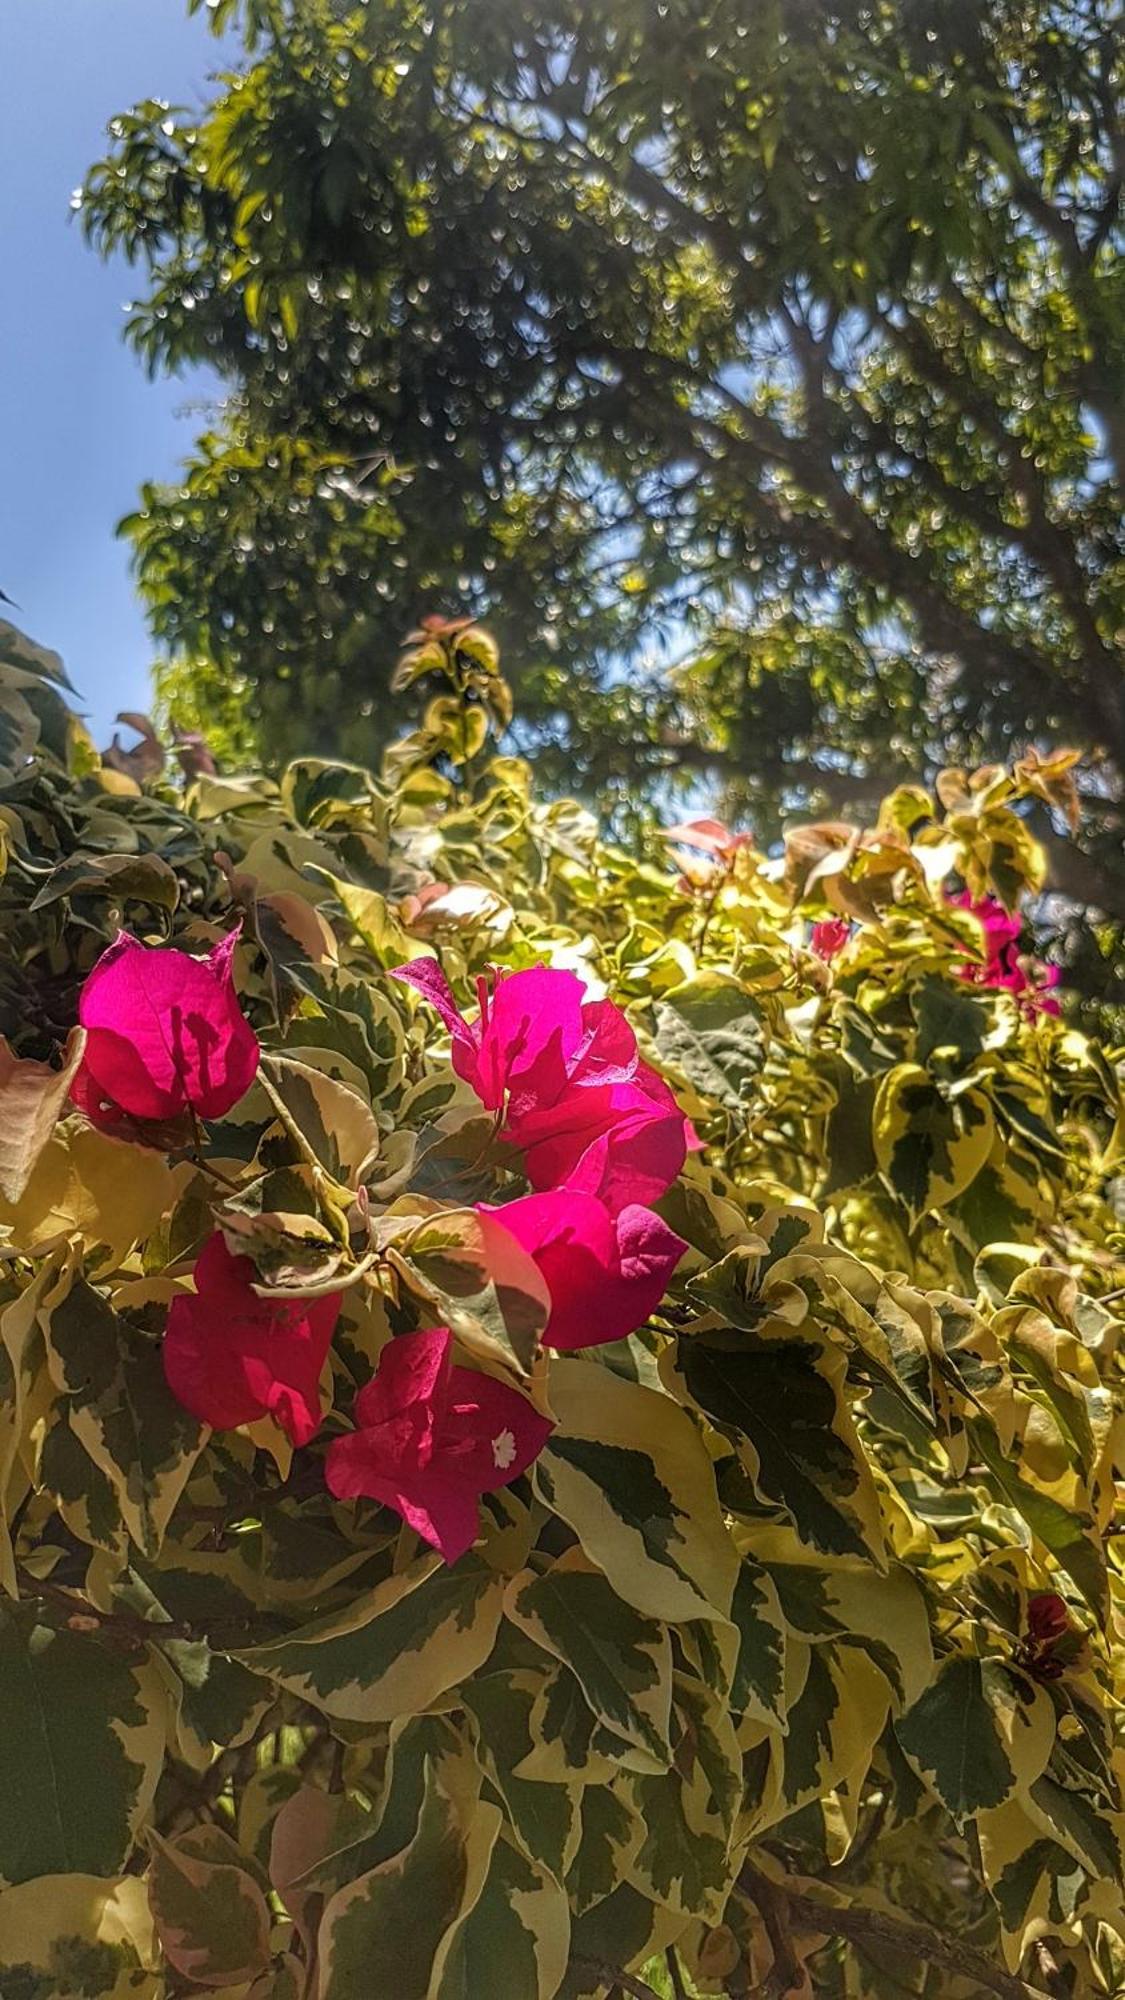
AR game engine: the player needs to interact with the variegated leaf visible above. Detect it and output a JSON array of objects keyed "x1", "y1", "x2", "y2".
[{"x1": 235, "y1": 1553, "x2": 505, "y2": 1722}]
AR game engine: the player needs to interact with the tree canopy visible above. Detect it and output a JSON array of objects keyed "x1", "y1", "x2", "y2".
[{"x1": 79, "y1": 0, "x2": 1124, "y2": 998}]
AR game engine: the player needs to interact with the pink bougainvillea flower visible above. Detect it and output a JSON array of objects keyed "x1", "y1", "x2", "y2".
[
  {"x1": 485, "y1": 1190, "x2": 686, "y2": 1351},
  {"x1": 325, "y1": 1326, "x2": 553, "y2": 1563},
  {"x1": 398, "y1": 880, "x2": 508, "y2": 939},
  {"x1": 390, "y1": 960, "x2": 692, "y2": 1211},
  {"x1": 67, "y1": 1058, "x2": 185, "y2": 1146},
  {"x1": 163, "y1": 1233, "x2": 341, "y2": 1447},
  {"x1": 73, "y1": 928, "x2": 260, "y2": 1123},
  {"x1": 948, "y1": 891, "x2": 1022, "y2": 975},
  {"x1": 661, "y1": 818, "x2": 751, "y2": 860},
  {"x1": 810, "y1": 916, "x2": 851, "y2": 963},
  {"x1": 514, "y1": 1067, "x2": 696, "y2": 1213},
  {"x1": 68, "y1": 1058, "x2": 133, "y2": 1136},
  {"x1": 947, "y1": 892, "x2": 1061, "y2": 1018}
]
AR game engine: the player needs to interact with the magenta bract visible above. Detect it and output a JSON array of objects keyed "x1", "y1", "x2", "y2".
[
  {"x1": 163, "y1": 1233, "x2": 341, "y2": 1448},
  {"x1": 810, "y1": 916, "x2": 851, "y2": 962},
  {"x1": 486, "y1": 1189, "x2": 686, "y2": 1351},
  {"x1": 947, "y1": 891, "x2": 1061, "y2": 1016},
  {"x1": 391, "y1": 960, "x2": 691, "y2": 1211},
  {"x1": 75, "y1": 928, "x2": 260, "y2": 1123},
  {"x1": 325, "y1": 1326, "x2": 553, "y2": 1563},
  {"x1": 1027, "y1": 1591, "x2": 1070, "y2": 1643},
  {"x1": 661, "y1": 817, "x2": 751, "y2": 859}
]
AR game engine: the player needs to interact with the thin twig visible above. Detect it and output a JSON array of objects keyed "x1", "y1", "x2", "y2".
[
  {"x1": 14, "y1": 1563, "x2": 261, "y2": 1653},
  {"x1": 185, "y1": 1102, "x2": 244, "y2": 1192},
  {"x1": 666, "y1": 1944, "x2": 690, "y2": 1999}
]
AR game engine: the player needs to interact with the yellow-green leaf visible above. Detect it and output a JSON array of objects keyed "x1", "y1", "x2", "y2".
[
  {"x1": 234, "y1": 1553, "x2": 505, "y2": 1722},
  {"x1": 534, "y1": 1359, "x2": 738, "y2": 1629},
  {"x1": 873, "y1": 1064, "x2": 995, "y2": 1225},
  {"x1": 505, "y1": 1550, "x2": 674, "y2": 1774}
]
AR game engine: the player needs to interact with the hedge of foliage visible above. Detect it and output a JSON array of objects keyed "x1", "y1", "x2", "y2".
[{"x1": 0, "y1": 614, "x2": 1123, "y2": 2000}]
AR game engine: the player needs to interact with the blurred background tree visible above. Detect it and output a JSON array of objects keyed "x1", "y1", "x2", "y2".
[{"x1": 80, "y1": 0, "x2": 1124, "y2": 1004}]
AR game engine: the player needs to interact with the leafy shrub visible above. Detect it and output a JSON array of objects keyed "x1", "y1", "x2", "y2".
[{"x1": 0, "y1": 614, "x2": 1122, "y2": 1999}]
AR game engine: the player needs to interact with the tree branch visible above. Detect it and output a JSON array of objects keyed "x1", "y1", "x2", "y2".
[
  {"x1": 593, "y1": 341, "x2": 1125, "y2": 749},
  {"x1": 740, "y1": 1863, "x2": 1054, "y2": 2000}
]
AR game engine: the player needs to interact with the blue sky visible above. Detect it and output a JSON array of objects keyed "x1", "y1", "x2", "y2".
[{"x1": 0, "y1": 2, "x2": 234, "y2": 740}]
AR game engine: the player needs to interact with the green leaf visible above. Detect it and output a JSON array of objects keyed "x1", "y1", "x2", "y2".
[
  {"x1": 316, "y1": 1763, "x2": 501, "y2": 2000},
  {"x1": 873, "y1": 1065, "x2": 995, "y2": 1225},
  {"x1": 0, "y1": 1608, "x2": 165, "y2": 1885},
  {"x1": 775, "y1": 1640, "x2": 895, "y2": 1819},
  {"x1": 727, "y1": 1560, "x2": 788, "y2": 1729},
  {"x1": 909, "y1": 974, "x2": 991, "y2": 1066},
  {"x1": 565, "y1": 1786, "x2": 644, "y2": 1918},
  {"x1": 234, "y1": 1553, "x2": 506, "y2": 1722},
  {"x1": 155, "y1": 1635, "x2": 271, "y2": 1768},
  {"x1": 394, "y1": 1205, "x2": 550, "y2": 1380},
  {"x1": 462, "y1": 1671, "x2": 581, "y2": 1883},
  {"x1": 29, "y1": 850, "x2": 180, "y2": 914},
  {"x1": 564, "y1": 1883, "x2": 681, "y2": 1995},
  {"x1": 0, "y1": 1873, "x2": 158, "y2": 2000},
  {"x1": 621, "y1": 1676, "x2": 740, "y2": 1920},
  {"x1": 679, "y1": 1325, "x2": 886, "y2": 1564},
  {"x1": 258, "y1": 1052, "x2": 380, "y2": 1187},
  {"x1": 896, "y1": 1654, "x2": 1055, "y2": 1824},
  {"x1": 146, "y1": 1826, "x2": 272, "y2": 1986},
  {"x1": 970, "y1": 1418, "x2": 1107, "y2": 1614},
  {"x1": 505, "y1": 1551, "x2": 674, "y2": 1773},
  {"x1": 655, "y1": 975, "x2": 765, "y2": 1113},
  {"x1": 1025, "y1": 1770, "x2": 1123, "y2": 1883},
  {"x1": 40, "y1": 1264, "x2": 205, "y2": 1558},
  {"x1": 533, "y1": 1359, "x2": 738, "y2": 1629},
  {"x1": 437, "y1": 1828, "x2": 571, "y2": 2000}
]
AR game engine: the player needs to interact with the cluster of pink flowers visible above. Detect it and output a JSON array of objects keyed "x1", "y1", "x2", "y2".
[
  {"x1": 392, "y1": 960, "x2": 692, "y2": 1210},
  {"x1": 947, "y1": 892, "x2": 1061, "y2": 1017},
  {"x1": 68, "y1": 936, "x2": 689, "y2": 1565}
]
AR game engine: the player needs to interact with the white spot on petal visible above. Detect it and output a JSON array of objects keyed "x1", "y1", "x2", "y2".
[{"x1": 491, "y1": 1428, "x2": 517, "y2": 1471}]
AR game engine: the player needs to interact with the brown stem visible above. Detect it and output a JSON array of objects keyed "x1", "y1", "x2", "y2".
[
  {"x1": 159, "y1": 1743, "x2": 250, "y2": 1836},
  {"x1": 740, "y1": 1863, "x2": 1054, "y2": 2000},
  {"x1": 665, "y1": 1945, "x2": 690, "y2": 1999},
  {"x1": 14, "y1": 1563, "x2": 262, "y2": 1654},
  {"x1": 740, "y1": 1864, "x2": 807, "y2": 1999},
  {"x1": 185, "y1": 1103, "x2": 244, "y2": 1193},
  {"x1": 16, "y1": 1565, "x2": 184, "y2": 1649}
]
